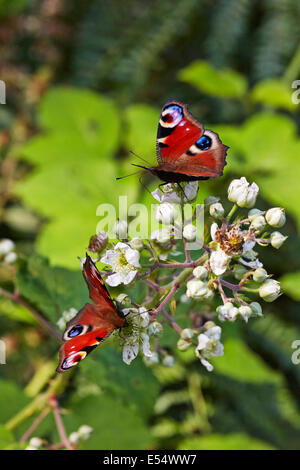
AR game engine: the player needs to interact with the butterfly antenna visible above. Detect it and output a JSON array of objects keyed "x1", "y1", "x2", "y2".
[
  {"x1": 116, "y1": 170, "x2": 141, "y2": 181},
  {"x1": 129, "y1": 150, "x2": 151, "y2": 165},
  {"x1": 138, "y1": 173, "x2": 152, "y2": 196}
]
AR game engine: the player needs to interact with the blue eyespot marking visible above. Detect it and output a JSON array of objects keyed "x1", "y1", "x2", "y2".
[
  {"x1": 162, "y1": 105, "x2": 183, "y2": 124},
  {"x1": 68, "y1": 325, "x2": 83, "y2": 338},
  {"x1": 196, "y1": 135, "x2": 212, "y2": 150}
]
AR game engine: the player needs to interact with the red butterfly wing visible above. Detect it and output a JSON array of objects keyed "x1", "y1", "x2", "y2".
[
  {"x1": 152, "y1": 100, "x2": 228, "y2": 182},
  {"x1": 56, "y1": 255, "x2": 126, "y2": 373}
]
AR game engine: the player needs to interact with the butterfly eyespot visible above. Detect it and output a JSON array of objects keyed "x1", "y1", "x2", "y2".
[
  {"x1": 196, "y1": 135, "x2": 212, "y2": 151},
  {"x1": 161, "y1": 105, "x2": 183, "y2": 126},
  {"x1": 64, "y1": 324, "x2": 91, "y2": 340}
]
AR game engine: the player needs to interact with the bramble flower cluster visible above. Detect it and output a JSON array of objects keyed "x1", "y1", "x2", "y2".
[{"x1": 86, "y1": 177, "x2": 286, "y2": 372}]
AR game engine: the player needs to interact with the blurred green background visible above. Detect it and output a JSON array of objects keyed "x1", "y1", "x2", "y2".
[{"x1": 0, "y1": 0, "x2": 300, "y2": 450}]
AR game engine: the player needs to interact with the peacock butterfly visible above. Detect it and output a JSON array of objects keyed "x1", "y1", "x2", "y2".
[
  {"x1": 56, "y1": 255, "x2": 126, "y2": 373},
  {"x1": 134, "y1": 100, "x2": 228, "y2": 183}
]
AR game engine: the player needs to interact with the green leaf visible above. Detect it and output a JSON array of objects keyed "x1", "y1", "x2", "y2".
[
  {"x1": 211, "y1": 335, "x2": 281, "y2": 384},
  {"x1": 16, "y1": 87, "x2": 139, "y2": 268},
  {"x1": 280, "y1": 270, "x2": 300, "y2": 301},
  {"x1": 178, "y1": 60, "x2": 248, "y2": 98},
  {"x1": 178, "y1": 433, "x2": 275, "y2": 450},
  {"x1": 16, "y1": 254, "x2": 87, "y2": 323},
  {"x1": 0, "y1": 298, "x2": 37, "y2": 324},
  {"x1": 80, "y1": 345, "x2": 160, "y2": 419},
  {"x1": 0, "y1": 425, "x2": 14, "y2": 449},
  {"x1": 0, "y1": 379, "x2": 30, "y2": 424},
  {"x1": 64, "y1": 393, "x2": 153, "y2": 450},
  {"x1": 251, "y1": 79, "x2": 295, "y2": 111}
]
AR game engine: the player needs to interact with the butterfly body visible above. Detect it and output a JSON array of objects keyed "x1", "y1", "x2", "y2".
[
  {"x1": 57, "y1": 255, "x2": 126, "y2": 373},
  {"x1": 135, "y1": 100, "x2": 228, "y2": 183}
]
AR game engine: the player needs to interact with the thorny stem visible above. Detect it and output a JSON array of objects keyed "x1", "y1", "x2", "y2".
[
  {"x1": 49, "y1": 395, "x2": 74, "y2": 450},
  {"x1": 0, "y1": 287, "x2": 62, "y2": 340},
  {"x1": 20, "y1": 407, "x2": 50, "y2": 443},
  {"x1": 161, "y1": 308, "x2": 182, "y2": 334}
]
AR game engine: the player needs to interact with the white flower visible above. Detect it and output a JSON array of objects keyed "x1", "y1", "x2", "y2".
[
  {"x1": 253, "y1": 267, "x2": 268, "y2": 283},
  {"x1": 57, "y1": 307, "x2": 78, "y2": 330},
  {"x1": 210, "y1": 249, "x2": 230, "y2": 275},
  {"x1": 144, "y1": 351, "x2": 159, "y2": 365},
  {"x1": 152, "y1": 184, "x2": 181, "y2": 204},
  {"x1": 265, "y1": 207, "x2": 286, "y2": 228},
  {"x1": 4, "y1": 252, "x2": 17, "y2": 264},
  {"x1": 156, "y1": 202, "x2": 177, "y2": 225},
  {"x1": 101, "y1": 242, "x2": 140, "y2": 286},
  {"x1": 0, "y1": 239, "x2": 15, "y2": 256},
  {"x1": 193, "y1": 266, "x2": 208, "y2": 280},
  {"x1": 186, "y1": 279, "x2": 207, "y2": 298},
  {"x1": 217, "y1": 302, "x2": 239, "y2": 322},
  {"x1": 270, "y1": 231, "x2": 287, "y2": 249},
  {"x1": 183, "y1": 223, "x2": 197, "y2": 241},
  {"x1": 183, "y1": 181, "x2": 199, "y2": 202},
  {"x1": 210, "y1": 222, "x2": 219, "y2": 241},
  {"x1": 195, "y1": 324, "x2": 224, "y2": 371},
  {"x1": 150, "y1": 228, "x2": 172, "y2": 245},
  {"x1": 122, "y1": 307, "x2": 153, "y2": 364},
  {"x1": 112, "y1": 219, "x2": 128, "y2": 239},
  {"x1": 228, "y1": 177, "x2": 259, "y2": 208},
  {"x1": 259, "y1": 279, "x2": 281, "y2": 302},
  {"x1": 209, "y1": 202, "x2": 224, "y2": 219},
  {"x1": 250, "y1": 215, "x2": 266, "y2": 231}
]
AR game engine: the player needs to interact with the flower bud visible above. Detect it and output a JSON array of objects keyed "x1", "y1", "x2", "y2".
[
  {"x1": 270, "y1": 231, "x2": 287, "y2": 249},
  {"x1": 248, "y1": 208, "x2": 264, "y2": 221},
  {"x1": 144, "y1": 351, "x2": 159, "y2": 365},
  {"x1": 88, "y1": 232, "x2": 108, "y2": 253},
  {"x1": 151, "y1": 228, "x2": 172, "y2": 244},
  {"x1": 250, "y1": 215, "x2": 266, "y2": 231},
  {"x1": 209, "y1": 202, "x2": 224, "y2": 219},
  {"x1": 183, "y1": 224, "x2": 197, "y2": 241},
  {"x1": 259, "y1": 279, "x2": 281, "y2": 302},
  {"x1": 116, "y1": 293, "x2": 132, "y2": 308},
  {"x1": 265, "y1": 208, "x2": 286, "y2": 228},
  {"x1": 238, "y1": 305, "x2": 252, "y2": 322},
  {"x1": 148, "y1": 321, "x2": 163, "y2": 337},
  {"x1": 193, "y1": 266, "x2": 208, "y2": 280},
  {"x1": 186, "y1": 279, "x2": 207, "y2": 299},
  {"x1": 217, "y1": 302, "x2": 239, "y2": 322},
  {"x1": 181, "y1": 328, "x2": 194, "y2": 340},
  {"x1": 177, "y1": 338, "x2": 191, "y2": 351},
  {"x1": 233, "y1": 264, "x2": 248, "y2": 280},
  {"x1": 69, "y1": 432, "x2": 80, "y2": 445},
  {"x1": 78, "y1": 425, "x2": 93, "y2": 440},
  {"x1": 253, "y1": 267, "x2": 268, "y2": 283},
  {"x1": 228, "y1": 177, "x2": 259, "y2": 208},
  {"x1": 156, "y1": 202, "x2": 176, "y2": 225},
  {"x1": 250, "y1": 302, "x2": 262, "y2": 317},
  {"x1": 0, "y1": 239, "x2": 15, "y2": 256},
  {"x1": 4, "y1": 252, "x2": 17, "y2": 264},
  {"x1": 162, "y1": 355, "x2": 175, "y2": 367},
  {"x1": 204, "y1": 288, "x2": 214, "y2": 300},
  {"x1": 29, "y1": 437, "x2": 43, "y2": 449},
  {"x1": 112, "y1": 219, "x2": 128, "y2": 238},
  {"x1": 129, "y1": 237, "x2": 143, "y2": 250}
]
